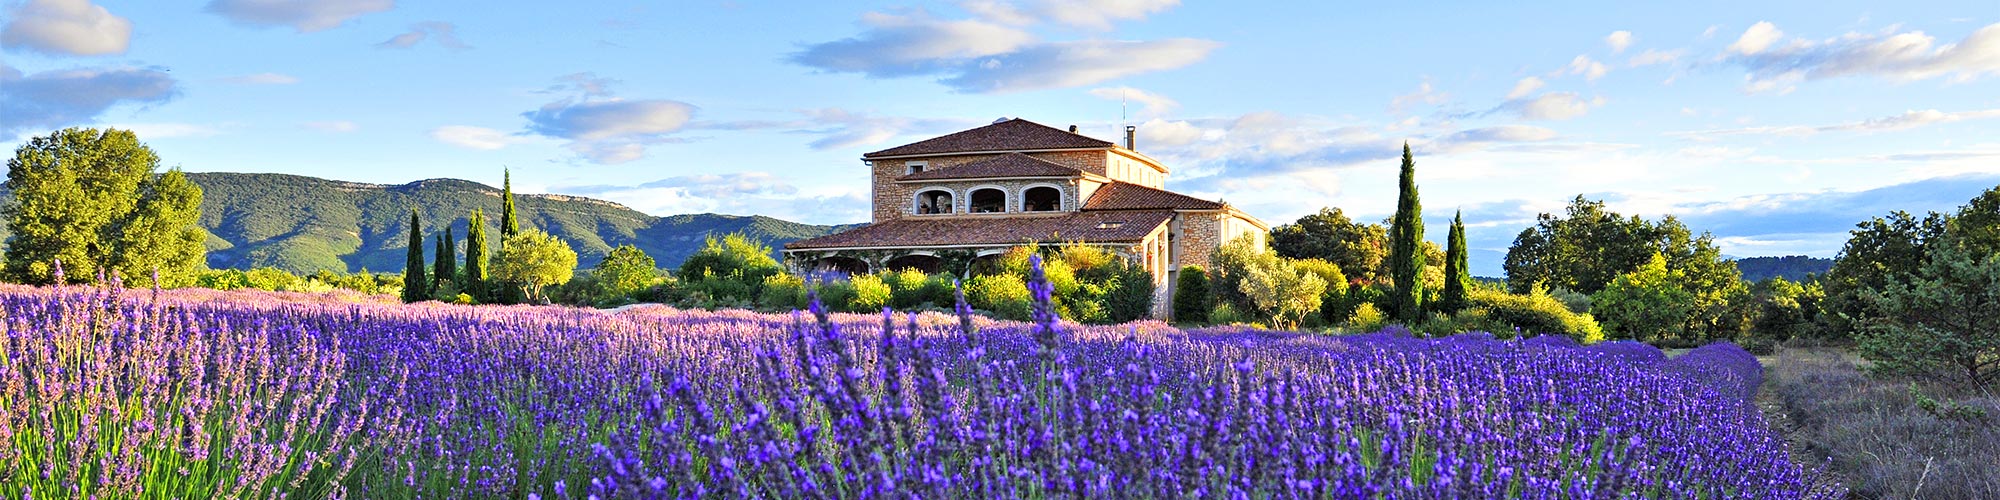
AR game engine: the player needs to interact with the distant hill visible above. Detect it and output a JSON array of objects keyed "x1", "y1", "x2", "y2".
[
  {"x1": 1734, "y1": 255, "x2": 1835, "y2": 282},
  {"x1": 0, "y1": 172, "x2": 860, "y2": 274}
]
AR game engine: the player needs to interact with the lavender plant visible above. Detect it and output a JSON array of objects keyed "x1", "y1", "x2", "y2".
[{"x1": 0, "y1": 255, "x2": 1842, "y2": 498}]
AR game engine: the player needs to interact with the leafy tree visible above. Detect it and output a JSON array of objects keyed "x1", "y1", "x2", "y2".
[
  {"x1": 1238, "y1": 254, "x2": 1328, "y2": 330},
  {"x1": 1859, "y1": 235, "x2": 2000, "y2": 387},
  {"x1": 1387, "y1": 143, "x2": 1426, "y2": 321},
  {"x1": 1441, "y1": 210, "x2": 1472, "y2": 313},
  {"x1": 3, "y1": 128, "x2": 208, "y2": 285},
  {"x1": 433, "y1": 226, "x2": 456, "y2": 290},
  {"x1": 1751, "y1": 277, "x2": 1821, "y2": 341},
  {"x1": 501, "y1": 168, "x2": 520, "y2": 238},
  {"x1": 1821, "y1": 211, "x2": 1949, "y2": 339},
  {"x1": 1269, "y1": 207, "x2": 1389, "y2": 283},
  {"x1": 464, "y1": 209, "x2": 490, "y2": 301},
  {"x1": 594, "y1": 244, "x2": 658, "y2": 300},
  {"x1": 402, "y1": 209, "x2": 428, "y2": 303},
  {"x1": 1590, "y1": 253, "x2": 1694, "y2": 342},
  {"x1": 491, "y1": 229, "x2": 578, "y2": 304},
  {"x1": 1172, "y1": 265, "x2": 1212, "y2": 324},
  {"x1": 1102, "y1": 259, "x2": 1156, "y2": 323},
  {"x1": 679, "y1": 233, "x2": 783, "y2": 284},
  {"x1": 1505, "y1": 196, "x2": 1744, "y2": 339},
  {"x1": 1208, "y1": 234, "x2": 1264, "y2": 314}
]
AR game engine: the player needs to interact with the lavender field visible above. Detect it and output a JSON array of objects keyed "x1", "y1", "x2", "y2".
[{"x1": 0, "y1": 260, "x2": 1841, "y2": 499}]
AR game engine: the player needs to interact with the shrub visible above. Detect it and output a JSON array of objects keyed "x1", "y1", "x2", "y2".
[
  {"x1": 1210, "y1": 302, "x2": 1245, "y2": 325},
  {"x1": 1102, "y1": 260, "x2": 1155, "y2": 323},
  {"x1": 884, "y1": 268, "x2": 931, "y2": 309},
  {"x1": 679, "y1": 233, "x2": 783, "y2": 285},
  {"x1": 1208, "y1": 235, "x2": 1263, "y2": 314},
  {"x1": 813, "y1": 279, "x2": 857, "y2": 313},
  {"x1": 759, "y1": 274, "x2": 807, "y2": 311},
  {"x1": 1172, "y1": 266, "x2": 1212, "y2": 324},
  {"x1": 919, "y1": 275, "x2": 957, "y2": 308},
  {"x1": 1346, "y1": 303, "x2": 1387, "y2": 332},
  {"x1": 847, "y1": 274, "x2": 892, "y2": 313},
  {"x1": 1238, "y1": 256, "x2": 1327, "y2": 330},
  {"x1": 1058, "y1": 245, "x2": 1119, "y2": 282},
  {"x1": 1469, "y1": 288, "x2": 1605, "y2": 344},
  {"x1": 691, "y1": 270, "x2": 756, "y2": 304},
  {"x1": 965, "y1": 274, "x2": 1031, "y2": 321}
]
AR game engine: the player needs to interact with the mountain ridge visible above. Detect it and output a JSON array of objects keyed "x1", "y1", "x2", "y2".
[{"x1": 0, "y1": 171, "x2": 861, "y2": 274}]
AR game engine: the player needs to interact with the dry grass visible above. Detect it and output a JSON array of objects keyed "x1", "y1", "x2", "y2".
[{"x1": 1764, "y1": 347, "x2": 2000, "y2": 500}]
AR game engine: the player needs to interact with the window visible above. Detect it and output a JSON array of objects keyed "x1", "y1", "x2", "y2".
[
  {"x1": 905, "y1": 161, "x2": 927, "y2": 175},
  {"x1": 915, "y1": 189, "x2": 953, "y2": 214},
  {"x1": 969, "y1": 188, "x2": 1006, "y2": 213},
  {"x1": 1023, "y1": 186, "x2": 1060, "y2": 212}
]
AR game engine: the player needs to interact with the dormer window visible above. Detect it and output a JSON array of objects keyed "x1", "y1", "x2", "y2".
[
  {"x1": 905, "y1": 161, "x2": 927, "y2": 175},
  {"x1": 1024, "y1": 186, "x2": 1061, "y2": 212},
  {"x1": 968, "y1": 188, "x2": 1006, "y2": 213}
]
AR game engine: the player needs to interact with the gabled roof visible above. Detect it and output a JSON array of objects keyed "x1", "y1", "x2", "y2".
[
  {"x1": 1083, "y1": 182, "x2": 1225, "y2": 211},
  {"x1": 784, "y1": 210, "x2": 1174, "y2": 250},
  {"x1": 896, "y1": 153, "x2": 1083, "y2": 182},
  {"x1": 864, "y1": 118, "x2": 1114, "y2": 158}
]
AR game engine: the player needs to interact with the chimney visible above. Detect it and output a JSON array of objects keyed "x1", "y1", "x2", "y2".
[
  {"x1": 1068, "y1": 124, "x2": 1079, "y2": 133},
  {"x1": 1124, "y1": 125, "x2": 1137, "y2": 150}
]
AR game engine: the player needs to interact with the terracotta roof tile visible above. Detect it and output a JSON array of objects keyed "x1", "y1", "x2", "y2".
[
  {"x1": 864, "y1": 118, "x2": 1113, "y2": 158},
  {"x1": 784, "y1": 211, "x2": 1174, "y2": 250},
  {"x1": 896, "y1": 153, "x2": 1082, "y2": 181},
  {"x1": 1083, "y1": 182, "x2": 1225, "y2": 211}
]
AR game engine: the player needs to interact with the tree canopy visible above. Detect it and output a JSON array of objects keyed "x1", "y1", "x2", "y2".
[
  {"x1": 593, "y1": 244, "x2": 658, "y2": 299},
  {"x1": 3, "y1": 128, "x2": 207, "y2": 285},
  {"x1": 1269, "y1": 207, "x2": 1387, "y2": 283},
  {"x1": 492, "y1": 229, "x2": 577, "y2": 303}
]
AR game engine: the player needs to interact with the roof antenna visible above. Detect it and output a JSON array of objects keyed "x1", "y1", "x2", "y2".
[{"x1": 1121, "y1": 88, "x2": 1128, "y2": 126}]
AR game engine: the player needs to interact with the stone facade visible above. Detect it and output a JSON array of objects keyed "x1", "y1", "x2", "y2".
[{"x1": 871, "y1": 150, "x2": 1111, "y2": 223}]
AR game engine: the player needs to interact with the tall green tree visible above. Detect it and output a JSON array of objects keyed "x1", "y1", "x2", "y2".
[
  {"x1": 1859, "y1": 234, "x2": 2000, "y2": 387},
  {"x1": 1268, "y1": 207, "x2": 1390, "y2": 283},
  {"x1": 500, "y1": 168, "x2": 520, "y2": 238},
  {"x1": 593, "y1": 244, "x2": 657, "y2": 300},
  {"x1": 1387, "y1": 143, "x2": 1426, "y2": 321},
  {"x1": 464, "y1": 209, "x2": 490, "y2": 301},
  {"x1": 1172, "y1": 265, "x2": 1212, "y2": 324},
  {"x1": 1821, "y1": 211, "x2": 1949, "y2": 339},
  {"x1": 433, "y1": 226, "x2": 456, "y2": 289},
  {"x1": 3, "y1": 128, "x2": 207, "y2": 285},
  {"x1": 1441, "y1": 210, "x2": 1472, "y2": 313},
  {"x1": 402, "y1": 209, "x2": 428, "y2": 302},
  {"x1": 493, "y1": 229, "x2": 577, "y2": 304},
  {"x1": 1591, "y1": 253, "x2": 1696, "y2": 342}
]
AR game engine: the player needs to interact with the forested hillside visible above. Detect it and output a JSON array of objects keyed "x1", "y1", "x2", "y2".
[
  {"x1": 0, "y1": 172, "x2": 857, "y2": 274},
  {"x1": 1734, "y1": 255, "x2": 1834, "y2": 282}
]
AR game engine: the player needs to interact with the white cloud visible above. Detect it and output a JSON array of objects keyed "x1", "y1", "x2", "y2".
[
  {"x1": 1, "y1": 0, "x2": 131, "y2": 56},
  {"x1": 303, "y1": 120, "x2": 357, "y2": 132},
  {"x1": 1, "y1": 64, "x2": 179, "y2": 140},
  {"x1": 1488, "y1": 92, "x2": 1599, "y2": 121},
  {"x1": 1444, "y1": 125, "x2": 1558, "y2": 144},
  {"x1": 378, "y1": 21, "x2": 467, "y2": 49},
  {"x1": 1668, "y1": 108, "x2": 2000, "y2": 139},
  {"x1": 1729, "y1": 22, "x2": 2000, "y2": 90},
  {"x1": 220, "y1": 72, "x2": 300, "y2": 85},
  {"x1": 1390, "y1": 81, "x2": 1449, "y2": 112},
  {"x1": 1626, "y1": 49, "x2": 1682, "y2": 67},
  {"x1": 792, "y1": 7, "x2": 1215, "y2": 93},
  {"x1": 1088, "y1": 86, "x2": 1178, "y2": 118},
  {"x1": 1135, "y1": 118, "x2": 1204, "y2": 147},
  {"x1": 1728, "y1": 21, "x2": 1782, "y2": 55},
  {"x1": 1505, "y1": 76, "x2": 1544, "y2": 99},
  {"x1": 963, "y1": 0, "x2": 1180, "y2": 30},
  {"x1": 1605, "y1": 30, "x2": 1633, "y2": 53},
  {"x1": 430, "y1": 125, "x2": 526, "y2": 150},
  {"x1": 205, "y1": 0, "x2": 394, "y2": 33},
  {"x1": 1563, "y1": 55, "x2": 1609, "y2": 81},
  {"x1": 517, "y1": 82, "x2": 698, "y2": 164}
]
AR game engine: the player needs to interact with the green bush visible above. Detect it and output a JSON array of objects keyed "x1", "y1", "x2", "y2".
[
  {"x1": 1172, "y1": 266, "x2": 1212, "y2": 324},
  {"x1": 1059, "y1": 245, "x2": 1119, "y2": 282},
  {"x1": 920, "y1": 275, "x2": 957, "y2": 308},
  {"x1": 884, "y1": 268, "x2": 931, "y2": 309},
  {"x1": 691, "y1": 270, "x2": 757, "y2": 304},
  {"x1": 1469, "y1": 288, "x2": 1604, "y2": 344},
  {"x1": 965, "y1": 274, "x2": 1031, "y2": 321},
  {"x1": 813, "y1": 279, "x2": 857, "y2": 313},
  {"x1": 848, "y1": 274, "x2": 892, "y2": 313},
  {"x1": 1346, "y1": 302, "x2": 1387, "y2": 332},
  {"x1": 759, "y1": 274, "x2": 807, "y2": 311},
  {"x1": 1210, "y1": 302, "x2": 1246, "y2": 325},
  {"x1": 679, "y1": 233, "x2": 782, "y2": 285},
  {"x1": 1102, "y1": 260, "x2": 1155, "y2": 323}
]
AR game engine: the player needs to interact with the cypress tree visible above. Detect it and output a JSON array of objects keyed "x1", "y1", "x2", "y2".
[
  {"x1": 1442, "y1": 210, "x2": 1472, "y2": 313},
  {"x1": 402, "y1": 209, "x2": 428, "y2": 303},
  {"x1": 501, "y1": 168, "x2": 520, "y2": 238},
  {"x1": 433, "y1": 226, "x2": 456, "y2": 289},
  {"x1": 1388, "y1": 143, "x2": 1426, "y2": 321},
  {"x1": 464, "y1": 209, "x2": 489, "y2": 300}
]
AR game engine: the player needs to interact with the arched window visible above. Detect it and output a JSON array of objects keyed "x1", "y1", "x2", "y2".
[
  {"x1": 1023, "y1": 186, "x2": 1061, "y2": 212},
  {"x1": 915, "y1": 189, "x2": 953, "y2": 214},
  {"x1": 969, "y1": 188, "x2": 1006, "y2": 213}
]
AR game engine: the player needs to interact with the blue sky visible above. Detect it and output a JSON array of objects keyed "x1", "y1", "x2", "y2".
[{"x1": 4, "y1": 0, "x2": 1998, "y2": 276}]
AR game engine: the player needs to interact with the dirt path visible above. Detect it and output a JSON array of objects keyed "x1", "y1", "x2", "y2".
[{"x1": 1755, "y1": 357, "x2": 1851, "y2": 498}]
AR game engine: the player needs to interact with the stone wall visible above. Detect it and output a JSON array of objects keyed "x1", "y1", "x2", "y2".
[
  {"x1": 1175, "y1": 212, "x2": 1223, "y2": 270},
  {"x1": 869, "y1": 151, "x2": 1104, "y2": 222}
]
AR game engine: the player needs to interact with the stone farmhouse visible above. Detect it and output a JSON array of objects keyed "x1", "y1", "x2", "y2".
[{"x1": 782, "y1": 118, "x2": 1268, "y2": 318}]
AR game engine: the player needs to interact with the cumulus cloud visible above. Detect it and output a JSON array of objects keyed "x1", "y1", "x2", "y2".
[
  {"x1": 1605, "y1": 30, "x2": 1633, "y2": 53},
  {"x1": 1727, "y1": 22, "x2": 2000, "y2": 91},
  {"x1": 1668, "y1": 108, "x2": 2000, "y2": 139},
  {"x1": 378, "y1": 21, "x2": 467, "y2": 49},
  {"x1": 553, "y1": 172, "x2": 868, "y2": 223},
  {"x1": 219, "y1": 72, "x2": 300, "y2": 84},
  {"x1": 1504, "y1": 77, "x2": 1544, "y2": 99},
  {"x1": 1, "y1": 64, "x2": 179, "y2": 140},
  {"x1": 1562, "y1": 55, "x2": 1609, "y2": 81},
  {"x1": 1, "y1": 0, "x2": 131, "y2": 56},
  {"x1": 1088, "y1": 86, "x2": 1178, "y2": 119},
  {"x1": 792, "y1": 6, "x2": 1215, "y2": 93},
  {"x1": 206, "y1": 0, "x2": 394, "y2": 33}
]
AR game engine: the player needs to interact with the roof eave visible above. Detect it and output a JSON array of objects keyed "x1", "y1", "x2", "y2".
[{"x1": 862, "y1": 146, "x2": 1112, "y2": 161}]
